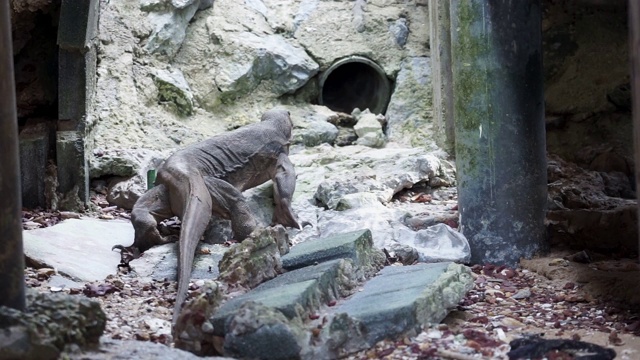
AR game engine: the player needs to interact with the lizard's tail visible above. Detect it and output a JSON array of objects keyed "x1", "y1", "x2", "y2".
[{"x1": 172, "y1": 175, "x2": 212, "y2": 325}]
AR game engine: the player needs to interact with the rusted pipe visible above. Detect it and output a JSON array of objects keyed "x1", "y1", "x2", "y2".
[{"x1": 318, "y1": 56, "x2": 392, "y2": 114}]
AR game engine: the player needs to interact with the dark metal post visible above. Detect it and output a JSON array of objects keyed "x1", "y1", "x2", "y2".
[
  {"x1": 450, "y1": 0, "x2": 547, "y2": 266},
  {"x1": 0, "y1": 1, "x2": 26, "y2": 311},
  {"x1": 630, "y1": 0, "x2": 640, "y2": 254},
  {"x1": 429, "y1": 0, "x2": 456, "y2": 153}
]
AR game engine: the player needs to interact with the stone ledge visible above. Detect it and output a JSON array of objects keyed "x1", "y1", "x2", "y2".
[
  {"x1": 282, "y1": 229, "x2": 385, "y2": 279},
  {"x1": 176, "y1": 229, "x2": 473, "y2": 359},
  {"x1": 211, "y1": 259, "x2": 356, "y2": 336}
]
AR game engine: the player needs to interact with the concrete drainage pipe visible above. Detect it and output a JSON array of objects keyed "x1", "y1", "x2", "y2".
[{"x1": 318, "y1": 56, "x2": 392, "y2": 115}]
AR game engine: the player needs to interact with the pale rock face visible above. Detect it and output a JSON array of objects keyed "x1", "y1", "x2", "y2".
[
  {"x1": 141, "y1": 0, "x2": 209, "y2": 57},
  {"x1": 386, "y1": 56, "x2": 435, "y2": 148},
  {"x1": 210, "y1": 32, "x2": 319, "y2": 101},
  {"x1": 89, "y1": 0, "x2": 433, "y2": 159},
  {"x1": 90, "y1": 0, "x2": 455, "y2": 263}
]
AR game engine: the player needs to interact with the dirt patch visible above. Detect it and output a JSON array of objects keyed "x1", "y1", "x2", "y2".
[
  {"x1": 521, "y1": 250, "x2": 640, "y2": 309},
  {"x1": 346, "y1": 251, "x2": 640, "y2": 359}
]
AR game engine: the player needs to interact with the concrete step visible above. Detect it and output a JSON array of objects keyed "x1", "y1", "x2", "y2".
[
  {"x1": 282, "y1": 228, "x2": 386, "y2": 280},
  {"x1": 210, "y1": 258, "x2": 355, "y2": 336},
  {"x1": 198, "y1": 229, "x2": 473, "y2": 359}
]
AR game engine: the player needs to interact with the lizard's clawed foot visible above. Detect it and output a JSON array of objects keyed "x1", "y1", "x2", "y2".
[
  {"x1": 112, "y1": 244, "x2": 142, "y2": 266},
  {"x1": 223, "y1": 239, "x2": 240, "y2": 247}
]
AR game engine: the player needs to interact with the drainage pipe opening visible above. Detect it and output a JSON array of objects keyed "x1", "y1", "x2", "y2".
[{"x1": 318, "y1": 56, "x2": 392, "y2": 115}]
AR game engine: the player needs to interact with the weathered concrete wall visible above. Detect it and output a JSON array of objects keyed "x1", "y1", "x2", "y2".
[
  {"x1": 11, "y1": 1, "x2": 60, "y2": 209},
  {"x1": 543, "y1": 0, "x2": 632, "y2": 173},
  {"x1": 542, "y1": 0, "x2": 635, "y2": 253},
  {"x1": 429, "y1": 0, "x2": 632, "y2": 165},
  {"x1": 11, "y1": 0, "x2": 59, "y2": 122}
]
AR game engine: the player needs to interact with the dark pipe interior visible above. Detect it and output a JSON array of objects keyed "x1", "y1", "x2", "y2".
[{"x1": 319, "y1": 59, "x2": 391, "y2": 114}]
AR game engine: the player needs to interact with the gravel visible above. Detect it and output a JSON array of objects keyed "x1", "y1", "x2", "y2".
[
  {"x1": 20, "y1": 191, "x2": 640, "y2": 359},
  {"x1": 23, "y1": 257, "x2": 640, "y2": 359}
]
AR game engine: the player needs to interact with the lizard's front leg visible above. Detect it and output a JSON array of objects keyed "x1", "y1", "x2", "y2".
[
  {"x1": 113, "y1": 184, "x2": 175, "y2": 264},
  {"x1": 271, "y1": 153, "x2": 301, "y2": 229}
]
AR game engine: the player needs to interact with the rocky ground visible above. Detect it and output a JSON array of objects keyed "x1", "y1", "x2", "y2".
[{"x1": 21, "y1": 198, "x2": 640, "y2": 359}]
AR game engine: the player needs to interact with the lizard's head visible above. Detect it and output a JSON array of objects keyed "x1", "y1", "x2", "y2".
[{"x1": 261, "y1": 108, "x2": 293, "y2": 136}]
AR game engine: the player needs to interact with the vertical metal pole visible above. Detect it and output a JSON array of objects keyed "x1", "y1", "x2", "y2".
[
  {"x1": 429, "y1": 0, "x2": 455, "y2": 153},
  {"x1": 0, "y1": 1, "x2": 26, "y2": 310},
  {"x1": 450, "y1": 0, "x2": 547, "y2": 266},
  {"x1": 630, "y1": 0, "x2": 640, "y2": 255}
]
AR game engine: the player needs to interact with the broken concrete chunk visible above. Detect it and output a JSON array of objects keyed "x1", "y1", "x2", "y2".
[
  {"x1": 317, "y1": 312, "x2": 370, "y2": 359},
  {"x1": 281, "y1": 229, "x2": 386, "y2": 279},
  {"x1": 336, "y1": 192, "x2": 384, "y2": 211},
  {"x1": 223, "y1": 301, "x2": 307, "y2": 360},
  {"x1": 0, "y1": 325, "x2": 59, "y2": 360},
  {"x1": 388, "y1": 243, "x2": 419, "y2": 265},
  {"x1": 310, "y1": 149, "x2": 448, "y2": 212},
  {"x1": 353, "y1": 110, "x2": 386, "y2": 148},
  {"x1": 174, "y1": 281, "x2": 224, "y2": 355},
  {"x1": 0, "y1": 289, "x2": 106, "y2": 359},
  {"x1": 177, "y1": 234, "x2": 472, "y2": 358},
  {"x1": 90, "y1": 148, "x2": 167, "y2": 179},
  {"x1": 217, "y1": 226, "x2": 289, "y2": 289},
  {"x1": 270, "y1": 224, "x2": 291, "y2": 256},
  {"x1": 254, "y1": 259, "x2": 359, "y2": 300},
  {"x1": 315, "y1": 175, "x2": 389, "y2": 210},
  {"x1": 129, "y1": 242, "x2": 226, "y2": 282},
  {"x1": 106, "y1": 175, "x2": 145, "y2": 210},
  {"x1": 289, "y1": 106, "x2": 341, "y2": 148}
]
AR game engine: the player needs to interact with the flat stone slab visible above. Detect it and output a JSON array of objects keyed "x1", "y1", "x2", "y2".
[
  {"x1": 254, "y1": 259, "x2": 345, "y2": 293},
  {"x1": 48, "y1": 275, "x2": 84, "y2": 290},
  {"x1": 211, "y1": 259, "x2": 349, "y2": 336},
  {"x1": 63, "y1": 338, "x2": 231, "y2": 360},
  {"x1": 282, "y1": 229, "x2": 372, "y2": 270},
  {"x1": 130, "y1": 242, "x2": 226, "y2": 282},
  {"x1": 22, "y1": 217, "x2": 226, "y2": 284},
  {"x1": 334, "y1": 262, "x2": 473, "y2": 345},
  {"x1": 23, "y1": 218, "x2": 131, "y2": 281}
]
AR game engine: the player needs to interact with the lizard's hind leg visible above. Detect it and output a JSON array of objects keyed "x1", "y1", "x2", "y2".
[{"x1": 204, "y1": 176, "x2": 259, "y2": 241}]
